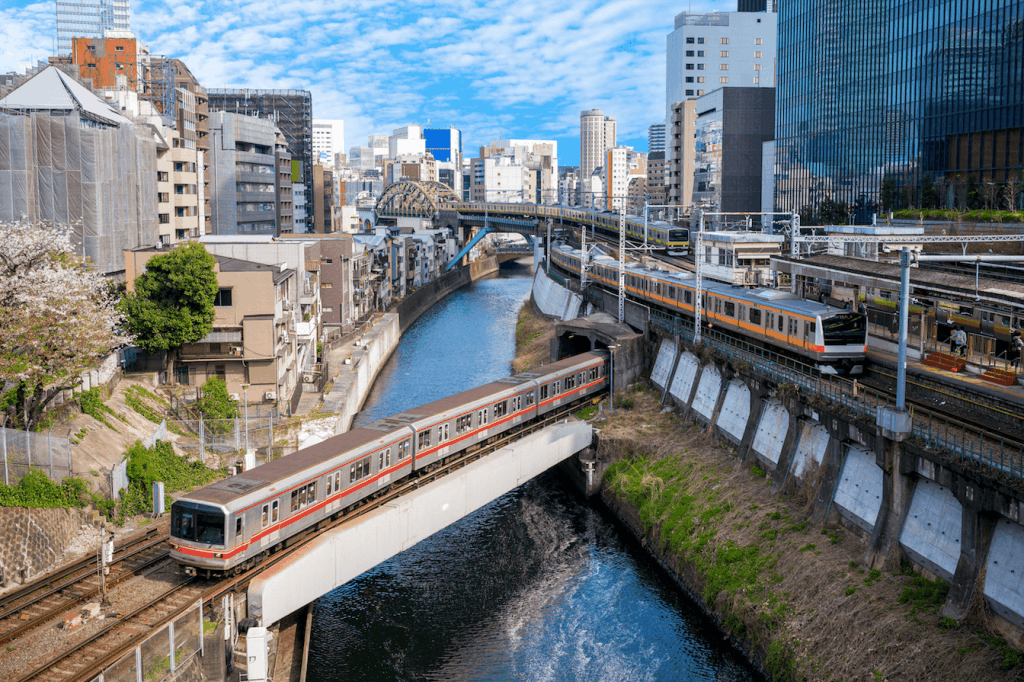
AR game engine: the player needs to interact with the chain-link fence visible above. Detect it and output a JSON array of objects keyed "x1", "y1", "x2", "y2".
[
  {"x1": 0, "y1": 419, "x2": 73, "y2": 486},
  {"x1": 168, "y1": 415, "x2": 279, "y2": 464}
]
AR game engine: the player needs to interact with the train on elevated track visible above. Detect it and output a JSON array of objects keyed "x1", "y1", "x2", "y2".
[
  {"x1": 551, "y1": 243, "x2": 868, "y2": 375},
  {"x1": 170, "y1": 352, "x2": 609, "y2": 577},
  {"x1": 441, "y1": 202, "x2": 691, "y2": 254}
]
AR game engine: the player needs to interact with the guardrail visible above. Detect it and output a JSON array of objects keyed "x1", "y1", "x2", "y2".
[{"x1": 647, "y1": 307, "x2": 1024, "y2": 480}]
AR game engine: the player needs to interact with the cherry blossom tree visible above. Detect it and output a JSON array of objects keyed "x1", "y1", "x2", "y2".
[{"x1": 0, "y1": 220, "x2": 131, "y2": 428}]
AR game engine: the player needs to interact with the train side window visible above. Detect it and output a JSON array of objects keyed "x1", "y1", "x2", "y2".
[
  {"x1": 334, "y1": 472, "x2": 340, "y2": 492},
  {"x1": 526, "y1": 390, "x2": 535, "y2": 406},
  {"x1": 749, "y1": 308, "x2": 761, "y2": 324},
  {"x1": 291, "y1": 489, "x2": 299, "y2": 511},
  {"x1": 437, "y1": 425, "x2": 444, "y2": 442},
  {"x1": 364, "y1": 456, "x2": 371, "y2": 476},
  {"x1": 669, "y1": 286, "x2": 676, "y2": 299},
  {"x1": 385, "y1": 448, "x2": 391, "y2": 466},
  {"x1": 379, "y1": 452, "x2": 384, "y2": 469},
  {"x1": 350, "y1": 464, "x2": 356, "y2": 483},
  {"x1": 685, "y1": 291, "x2": 692, "y2": 304},
  {"x1": 724, "y1": 301, "x2": 735, "y2": 317},
  {"x1": 540, "y1": 384, "x2": 548, "y2": 399},
  {"x1": 272, "y1": 500, "x2": 279, "y2": 522},
  {"x1": 401, "y1": 439, "x2": 410, "y2": 459},
  {"x1": 308, "y1": 482, "x2": 316, "y2": 504},
  {"x1": 235, "y1": 517, "x2": 243, "y2": 541},
  {"x1": 298, "y1": 485, "x2": 307, "y2": 507},
  {"x1": 262, "y1": 504, "x2": 269, "y2": 528},
  {"x1": 778, "y1": 315, "x2": 785, "y2": 332}
]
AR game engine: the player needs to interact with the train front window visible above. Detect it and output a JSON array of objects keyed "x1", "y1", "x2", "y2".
[
  {"x1": 822, "y1": 314, "x2": 867, "y2": 345},
  {"x1": 669, "y1": 229, "x2": 687, "y2": 242},
  {"x1": 197, "y1": 513, "x2": 225, "y2": 544},
  {"x1": 172, "y1": 502, "x2": 224, "y2": 545}
]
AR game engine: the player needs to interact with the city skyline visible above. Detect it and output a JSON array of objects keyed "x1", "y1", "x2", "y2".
[{"x1": 1, "y1": 0, "x2": 729, "y2": 166}]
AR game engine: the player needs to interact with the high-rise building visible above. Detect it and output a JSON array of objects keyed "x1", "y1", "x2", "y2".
[
  {"x1": 425, "y1": 127, "x2": 463, "y2": 192},
  {"x1": 208, "y1": 89, "x2": 313, "y2": 229},
  {"x1": 774, "y1": 1, "x2": 1024, "y2": 220},
  {"x1": 208, "y1": 111, "x2": 281, "y2": 236},
  {"x1": 692, "y1": 88, "x2": 775, "y2": 220},
  {"x1": 647, "y1": 151, "x2": 668, "y2": 209},
  {"x1": 648, "y1": 123, "x2": 666, "y2": 153},
  {"x1": 665, "y1": 7, "x2": 777, "y2": 163},
  {"x1": 312, "y1": 119, "x2": 344, "y2": 168},
  {"x1": 668, "y1": 100, "x2": 697, "y2": 210},
  {"x1": 580, "y1": 109, "x2": 616, "y2": 184},
  {"x1": 56, "y1": 0, "x2": 131, "y2": 56}
]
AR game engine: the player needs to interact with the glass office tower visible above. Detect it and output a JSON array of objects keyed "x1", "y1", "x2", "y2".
[{"x1": 774, "y1": 1, "x2": 1024, "y2": 222}]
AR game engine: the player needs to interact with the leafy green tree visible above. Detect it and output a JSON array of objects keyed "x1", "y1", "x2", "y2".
[
  {"x1": 818, "y1": 197, "x2": 849, "y2": 225},
  {"x1": 196, "y1": 376, "x2": 237, "y2": 420},
  {"x1": 920, "y1": 174, "x2": 939, "y2": 209},
  {"x1": 879, "y1": 174, "x2": 900, "y2": 213},
  {"x1": 118, "y1": 243, "x2": 219, "y2": 354}
]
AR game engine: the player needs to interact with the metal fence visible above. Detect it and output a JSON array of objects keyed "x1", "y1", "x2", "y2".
[
  {"x1": 93, "y1": 600, "x2": 203, "y2": 682},
  {"x1": 0, "y1": 419, "x2": 73, "y2": 486},
  {"x1": 168, "y1": 415, "x2": 278, "y2": 463},
  {"x1": 648, "y1": 308, "x2": 1024, "y2": 480}
]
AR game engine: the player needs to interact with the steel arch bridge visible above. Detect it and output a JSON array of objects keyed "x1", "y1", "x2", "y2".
[{"x1": 374, "y1": 180, "x2": 460, "y2": 220}]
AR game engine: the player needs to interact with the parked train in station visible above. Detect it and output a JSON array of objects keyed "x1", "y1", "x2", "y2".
[
  {"x1": 550, "y1": 243, "x2": 867, "y2": 374},
  {"x1": 442, "y1": 201, "x2": 690, "y2": 253},
  {"x1": 169, "y1": 352, "x2": 609, "y2": 576}
]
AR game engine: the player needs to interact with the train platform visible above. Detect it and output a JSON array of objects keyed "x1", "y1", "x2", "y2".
[{"x1": 866, "y1": 343, "x2": 1024, "y2": 410}]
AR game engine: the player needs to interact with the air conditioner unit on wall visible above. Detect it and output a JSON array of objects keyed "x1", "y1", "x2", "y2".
[
  {"x1": 264, "y1": 391, "x2": 277, "y2": 401},
  {"x1": 228, "y1": 393, "x2": 239, "y2": 401}
]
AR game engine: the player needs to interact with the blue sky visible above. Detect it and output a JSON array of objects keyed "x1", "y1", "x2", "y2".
[{"x1": 3, "y1": 0, "x2": 729, "y2": 166}]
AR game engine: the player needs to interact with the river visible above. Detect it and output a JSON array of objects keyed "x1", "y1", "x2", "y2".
[{"x1": 306, "y1": 260, "x2": 760, "y2": 681}]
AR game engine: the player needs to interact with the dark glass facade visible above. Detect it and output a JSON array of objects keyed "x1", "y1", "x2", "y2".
[{"x1": 774, "y1": 1, "x2": 1024, "y2": 222}]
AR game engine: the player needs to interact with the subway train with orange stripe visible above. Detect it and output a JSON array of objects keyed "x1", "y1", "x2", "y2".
[
  {"x1": 551, "y1": 243, "x2": 867, "y2": 375},
  {"x1": 169, "y1": 352, "x2": 608, "y2": 576}
]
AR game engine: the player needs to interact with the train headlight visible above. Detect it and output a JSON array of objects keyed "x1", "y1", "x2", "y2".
[
  {"x1": 214, "y1": 552, "x2": 224, "y2": 558},
  {"x1": 169, "y1": 542, "x2": 178, "y2": 551}
]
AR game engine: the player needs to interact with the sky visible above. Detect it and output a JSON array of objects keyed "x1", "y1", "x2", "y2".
[{"x1": 2, "y1": 0, "x2": 731, "y2": 166}]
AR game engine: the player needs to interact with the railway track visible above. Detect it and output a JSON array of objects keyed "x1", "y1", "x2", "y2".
[
  {"x1": 20, "y1": 401, "x2": 598, "y2": 682},
  {"x1": 0, "y1": 527, "x2": 169, "y2": 648}
]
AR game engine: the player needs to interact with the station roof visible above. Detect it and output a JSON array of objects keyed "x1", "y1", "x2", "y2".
[{"x1": 774, "y1": 254, "x2": 1024, "y2": 308}]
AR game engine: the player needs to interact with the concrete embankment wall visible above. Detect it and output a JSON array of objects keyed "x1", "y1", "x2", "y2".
[
  {"x1": 324, "y1": 257, "x2": 502, "y2": 434},
  {"x1": 646, "y1": 334, "x2": 1024, "y2": 645},
  {"x1": 532, "y1": 267, "x2": 586, "y2": 320}
]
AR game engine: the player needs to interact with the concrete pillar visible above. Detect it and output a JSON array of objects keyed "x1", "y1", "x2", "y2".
[
  {"x1": 738, "y1": 377, "x2": 770, "y2": 464},
  {"x1": 941, "y1": 499, "x2": 994, "y2": 622},
  {"x1": 865, "y1": 435, "x2": 914, "y2": 571},
  {"x1": 774, "y1": 399, "x2": 805, "y2": 487},
  {"x1": 812, "y1": 434, "x2": 848, "y2": 525}
]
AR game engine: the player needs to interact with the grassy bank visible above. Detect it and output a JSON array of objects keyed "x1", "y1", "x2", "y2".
[
  {"x1": 512, "y1": 298, "x2": 557, "y2": 374},
  {"x1": 598, "y1": 382, "x2": 1019, "y2": 682}
]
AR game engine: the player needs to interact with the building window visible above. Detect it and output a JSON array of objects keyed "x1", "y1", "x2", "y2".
[
  {"x1": 698, "y1": 90, "x2": 705, "y2": 96},
  {"x1": 755, "y1": 51, "x2": 763, "y2": 58},
  {"x1": 697, "y1": 64, "x2": 705, "y2": 70},
  {"x1": 686, "y1": 90, "x2": 694, "y2": 96},
  {"x1": 322, "y1": 306, "x2": 333, "y2": 313},
  {"x1": 157, "y1": 171, "x2": 168, "y2": 182},
  {"x1": 720, "y1": 51, "x2": 729, "y2": 57},
  {"x1": 753, "y1": 77, "x2": 760, "y2": 84},
  {"x1": 697, "y1": 37, "x2": 704, "y2": 44},
  {"x1": 176, "y1": 207, "x2": 186, "y2": 217},
  {"x1": 686, "y1": 63, "x2": 694, "y2": 70},
  {"x1": 686, "y1": 76, "x2": 694, "y2": 83},
  {"x1": 158, "y1": 214, "x2": 170, "y2": 224},
  {"x1": 214, "y1": 288, "x2": 232, "y2": 307},
  {"x1": 755, "y1": 38, "x2": 763, "y2": 45},
  {"x1": 697, "y1": 50, "x2": 704, "y2": 57},
  {"x1": 721, "y1": 37, "x2": 729, "y2": 44},
  {"x1": 720, "y1": 77, "x2": 729, "y2": 83},
  {"x1": 686, "y1": 50, "x2": 694, "y2": 57},
  {"x1": 720, "y1": 64, "x2": 729, "y2": 70},
  {"x1": 754, "y1": 64, "x2": 762, "y2": 70},
  {"x1": 321, "y1": 282, "x2": 332, "y2": 288},
  {"x1": 686, "y1": 37, "x2": 694, "y2": 44},
  {"x1": 697, "y1": 77, "x2": 705, "y2": 83}
]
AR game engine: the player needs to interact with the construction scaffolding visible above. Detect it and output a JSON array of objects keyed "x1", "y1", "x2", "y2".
[{"x1": 207, "y1": 89, "x2": 313, "y2": 229}]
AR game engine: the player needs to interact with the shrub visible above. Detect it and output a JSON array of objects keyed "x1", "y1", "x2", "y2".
[
  {"x1": 0, "y1": 469, "x2": 88, "y2": 508},
  {"x1": 196, "y1": 377, "x2": 237, "y2": 420}
]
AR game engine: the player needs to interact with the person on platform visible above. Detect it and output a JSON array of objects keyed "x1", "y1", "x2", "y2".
[
  {"x1": 1011, "y1": 330, "x2": 1023, "y2": 370},
  {"x1": 952, "y1": 327, "x2": 968, "y2": 358}
]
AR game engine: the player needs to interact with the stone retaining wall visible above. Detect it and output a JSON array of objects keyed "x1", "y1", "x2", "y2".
[{"x1": 0, "y1": 506, "x2": 82, "y2": 585}]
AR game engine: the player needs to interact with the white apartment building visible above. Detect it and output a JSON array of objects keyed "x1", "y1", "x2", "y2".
[
  {"x1": 470, "y1": 154, "x2": 527, "y2": 202},
  {"x1": 665, "y1": 8, "x2": 777, "y2": 168},
  {"x1": 389, "y1": 125, "x2": 426, "y2": 159},
  {"x1": 488, "y1": 139, "x2": 559, "y2": 203},
  {"x1": 293, "y1": 184, "x2": 308, "y2": 231},
  {"x1": 580, "y1": 109, "x2": 616, "y2": 184},
  {"x1": 312, "y1": 119, "x2": 345, "y2": 169},
  {"x1": 605, "y1": 146, "x2": 631, "y2": 210}
]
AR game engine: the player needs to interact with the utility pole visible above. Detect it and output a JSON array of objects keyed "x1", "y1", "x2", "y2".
[
  {"x1": 618, "y1": 207, "x2": 626, "y2": 323},
  {"x1": 694, "y1": 211, "x2": 705, "y2": 342}
]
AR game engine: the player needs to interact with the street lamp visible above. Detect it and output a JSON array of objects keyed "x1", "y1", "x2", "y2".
[{"x1": 607, "y1": 344, "x2": 620, "y2": 415}]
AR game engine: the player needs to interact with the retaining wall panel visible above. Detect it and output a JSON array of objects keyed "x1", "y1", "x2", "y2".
[
  {"x1": 691, "y1": 365, "x2": 723, "y2": 424},
  {"x1": 792, "y1": 420, "x2": 830, "y2": 480},
  {"x1": 985, "y1": 519, "x2": 1024, "y2": 630},
  {"x1": 651, "y1": 339, "x2": 677, "y2": 391},
  {"x1": 668, "y1": 352, "x2": 699, "y2": 406},
  {"x1": 715, "y1": 379, "x2": 750, "y2": 445},
  {"x1": 832, "y1": 445, "x2": 884, "y2": 533},
  {"x1": 898, "y1": 479, "x2": 962, "y2": 581},
  {"x1": 751, "y1": 399, "x2": 789, "y2": 467}
]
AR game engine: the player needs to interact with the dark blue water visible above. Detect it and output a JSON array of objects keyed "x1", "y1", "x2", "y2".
[{"x1": 307, "y1": 261, "x2": 759, "y2": 682}]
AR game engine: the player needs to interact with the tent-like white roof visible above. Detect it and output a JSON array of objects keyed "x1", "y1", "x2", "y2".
[{"x1": 0, "y1": 66, "x2": 131, "y2": 127}]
